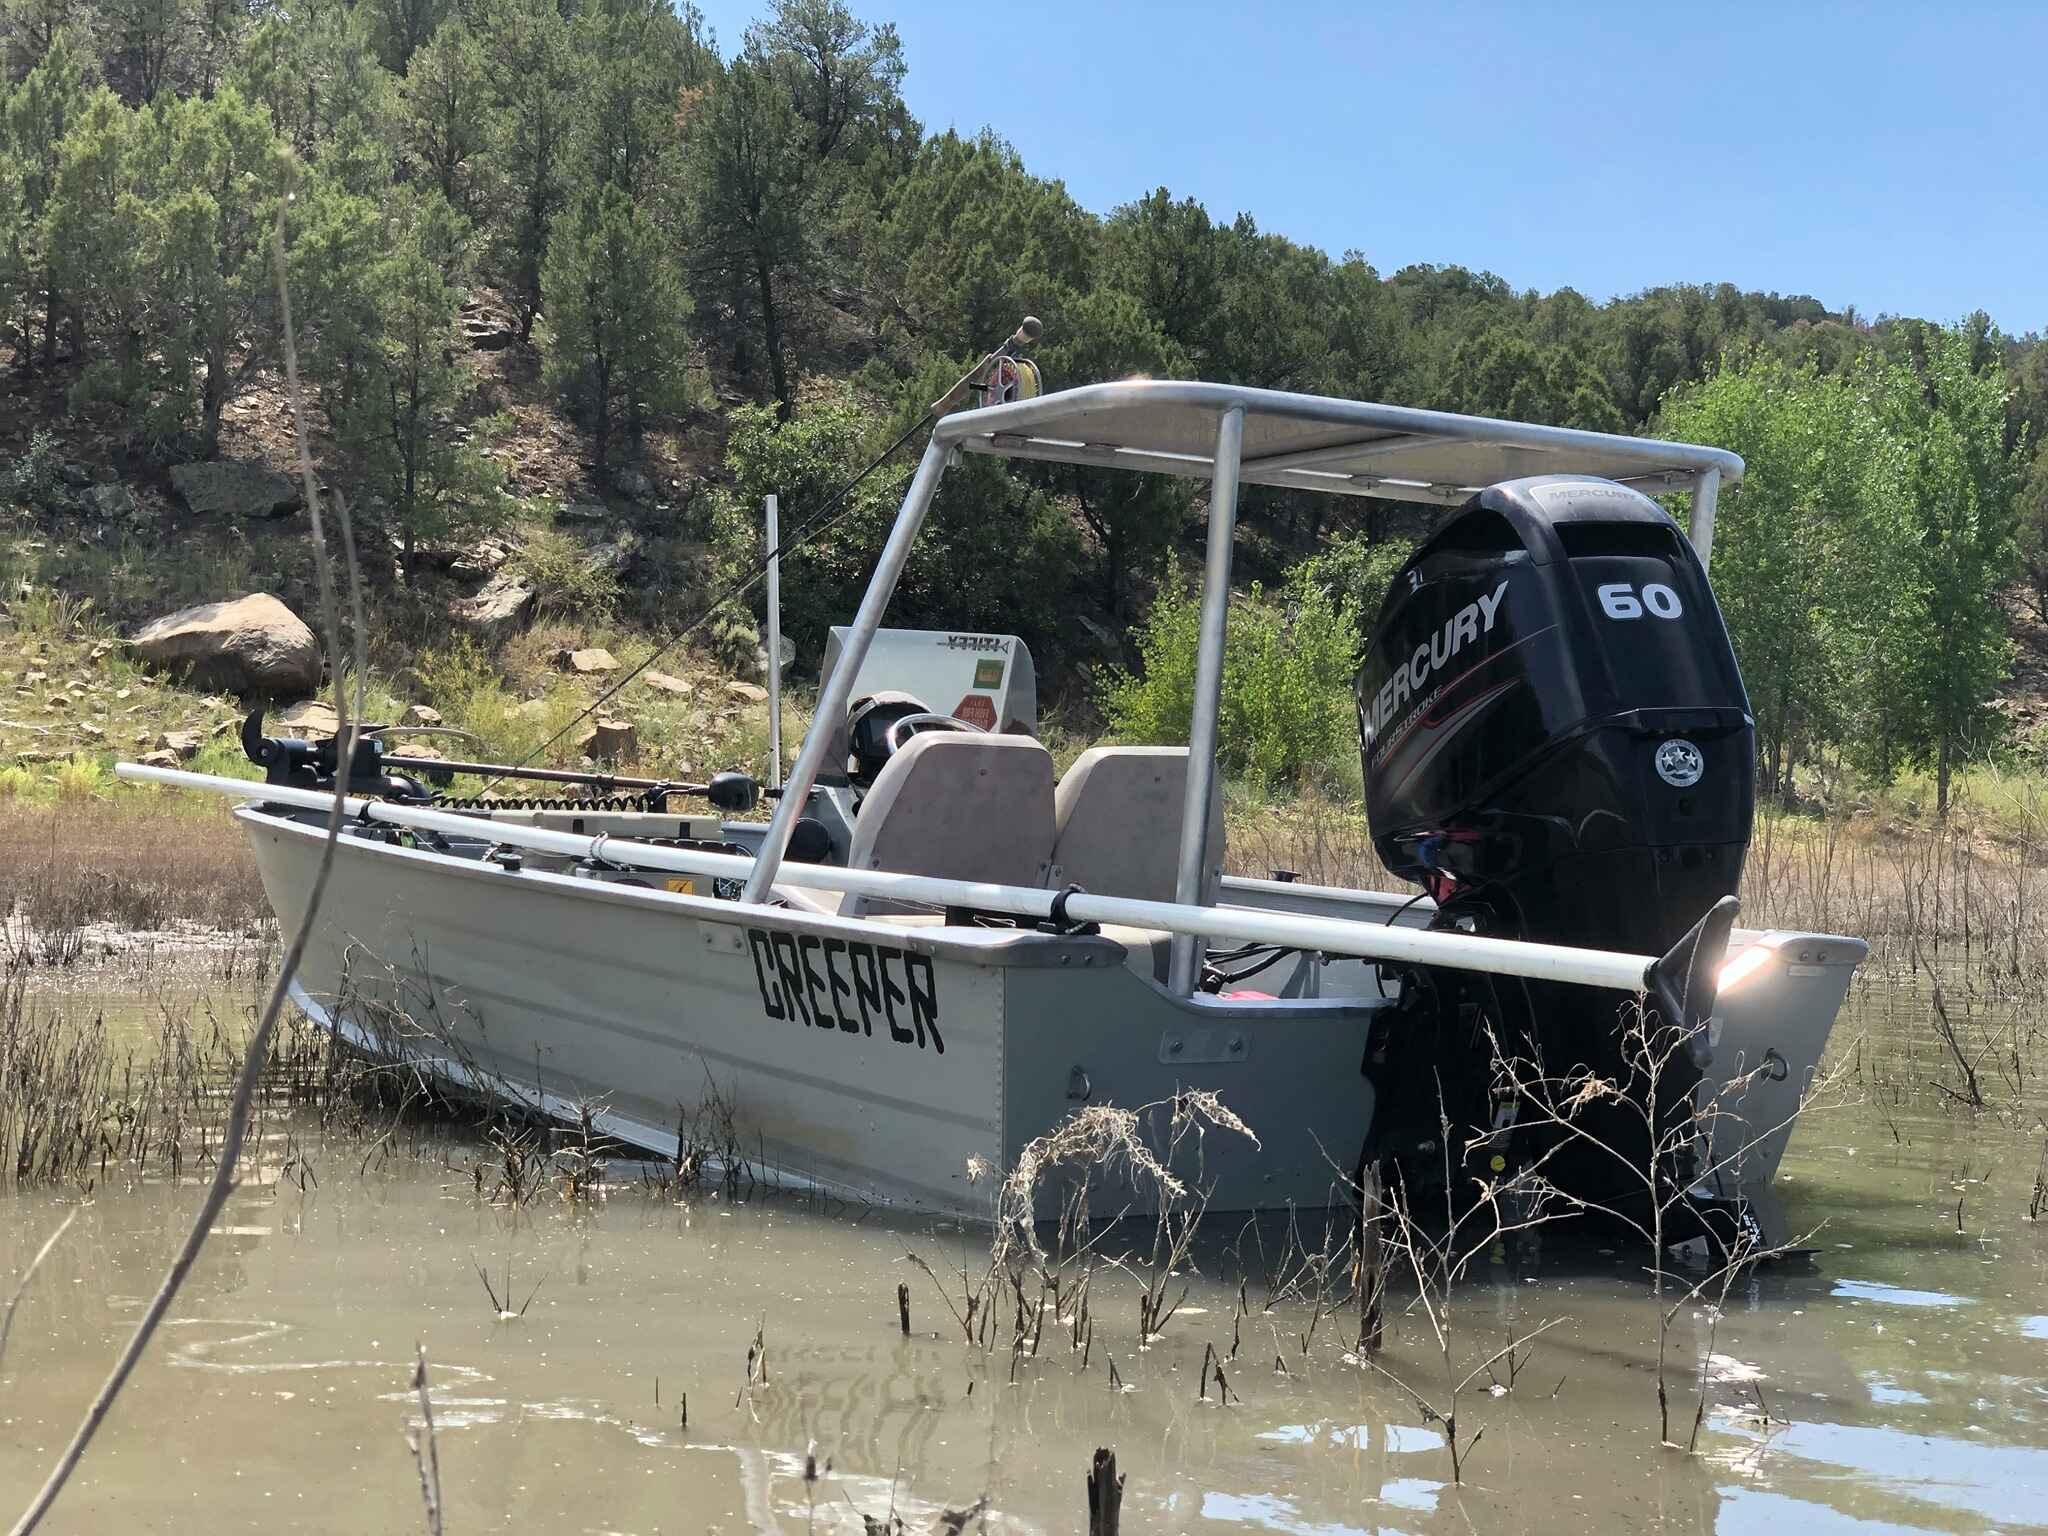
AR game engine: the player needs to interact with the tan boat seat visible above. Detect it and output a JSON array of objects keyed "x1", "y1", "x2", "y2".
[
  {"x1": 839, "y1": 732, "x2": 1056, "y2": 917},
  {"x1": 1051, "y1": 746, "x2": 1224, "y2": 906}
]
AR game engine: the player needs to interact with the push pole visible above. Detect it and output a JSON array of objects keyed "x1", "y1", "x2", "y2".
[{"x1": 765, "y1": 494, "x2": 783, "y2": 789}]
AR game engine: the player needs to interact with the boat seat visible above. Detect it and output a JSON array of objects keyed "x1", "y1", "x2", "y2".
[
  {"x1": 839, "y1": 732, "x2": 1056, "y2": 917},
  {"x1": 1050, "y1": 746, "x2": 1224, "y2": 906}
]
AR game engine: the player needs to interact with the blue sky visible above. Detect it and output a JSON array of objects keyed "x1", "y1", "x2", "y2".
[{"x1": 689, "y1": 0, "x2": 2047, "y2": 335}]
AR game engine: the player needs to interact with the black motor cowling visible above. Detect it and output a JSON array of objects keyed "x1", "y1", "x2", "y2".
[
  {"x1": 1355, "y1": 476, "x2": 1754, "y2": 1210},
  {"x1": 1359, "y1": 475, "x2": 1751, "y2": 954}
]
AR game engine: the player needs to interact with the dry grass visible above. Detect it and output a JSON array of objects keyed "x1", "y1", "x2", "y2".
[{"x1": 2, "y1": 800, "x2": 269, "y2": 968}]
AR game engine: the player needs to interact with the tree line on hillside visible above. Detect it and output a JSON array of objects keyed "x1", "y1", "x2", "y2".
[{"x1": 2, "y1": 0, "x2": 2044, "y2": 807}]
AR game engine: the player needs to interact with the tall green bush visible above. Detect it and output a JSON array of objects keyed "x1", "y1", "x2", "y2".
[{"x1": 1105, "y1": 567, "x2": 1362, "y2": 790}]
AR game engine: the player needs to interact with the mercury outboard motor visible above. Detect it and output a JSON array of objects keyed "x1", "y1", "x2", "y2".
[{"x1": 1356, "y1": 476, "x2": 1753, "y2": 1218}]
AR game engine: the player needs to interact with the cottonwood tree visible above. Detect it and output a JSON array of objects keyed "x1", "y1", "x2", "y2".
[
  {"x1": 1888, "y1": 327, "x2": 2025, "y2": 813},
  {"x1": 542, "y1": 183, "x2": 689, "y2": 477},
  {"x1": 1660, "y1": 353, "x2": 1906, "y2": 801}
]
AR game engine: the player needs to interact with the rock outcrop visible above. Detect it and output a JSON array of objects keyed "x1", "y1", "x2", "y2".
[
  {"x1": 168, "y1": 460, "x2": 302, "y2": 520},
  {"x1": 450, "y1": 572, "x2": 535, "y2": 633},
  {"x1": 130, "y1": 594, "x2": 321, "y2": 696}
]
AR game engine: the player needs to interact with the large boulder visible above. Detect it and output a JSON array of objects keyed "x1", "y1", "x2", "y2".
[
  {"x1": 130, "y1": 594, "x2": 321, "y2": 696},
  {"x1": 169, "y1": 460, "x2": 302, "y2": 520}
]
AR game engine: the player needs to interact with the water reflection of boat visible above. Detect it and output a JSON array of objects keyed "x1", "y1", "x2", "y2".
[{"x1": 124, "y1": 378, "x2": 1864, "y2": 1227}]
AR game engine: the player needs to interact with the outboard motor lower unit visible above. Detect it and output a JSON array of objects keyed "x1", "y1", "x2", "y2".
[{"x1": 1356, "y1": 475, "x2": 1754, "y2": 1211}]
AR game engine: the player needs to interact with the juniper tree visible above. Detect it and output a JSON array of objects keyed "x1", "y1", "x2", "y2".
[
  {"x1": 125, "y1": 83, "x2": 288, "y2": 455},
  {"x1": 333, "y1": 191, "x2": 503, "y2": 561},
  {"x1": 44, "y1": 85, "x2": 144, "y2": 402},
  {"x1": 397, "y1": 18, "x2": 487, "y2": 218},
  {"x1": 1, "y1": 32, "x2": 87, "y2": 367}
]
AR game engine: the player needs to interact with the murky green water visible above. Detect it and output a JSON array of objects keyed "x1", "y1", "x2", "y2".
[{"x1": 1, "y1": 962, "x2": 2044, "y2": 1534}]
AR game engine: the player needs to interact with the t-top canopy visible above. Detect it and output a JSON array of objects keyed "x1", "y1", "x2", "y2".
[{"x1": 934, "y1": 379, "x2": 1743, "y2": 508}]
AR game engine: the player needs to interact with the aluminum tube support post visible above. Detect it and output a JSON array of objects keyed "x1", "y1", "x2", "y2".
[
  {"x1": 1689, "y1": 467, "x2": 1720, "y2": 572},
  {"x1": 1167, "y1": 404, "x2": 1246, "y2": 995},
  {"x1": 765, "y1": 493, "x2": 783, "y2": 789},
  {"x1": 742, "y1": 438, "x2": 954, "y2": 902}
]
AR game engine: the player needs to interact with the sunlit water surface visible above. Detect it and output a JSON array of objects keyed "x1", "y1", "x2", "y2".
[{"x1": 1, "y1": 959, "x2": 2044, "y2": 1534}]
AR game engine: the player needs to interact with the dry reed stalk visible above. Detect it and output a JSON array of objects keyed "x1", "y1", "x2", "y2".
[
  {"x1": 406, "y1": 1344, "x2": 444, "y2": 1536},
  {"x1": 5, "y1": 195, "x2": 365, "y2": 1536}
]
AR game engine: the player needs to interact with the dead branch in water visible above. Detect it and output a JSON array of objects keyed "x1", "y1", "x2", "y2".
[
  {"x1": 7, "y1": 191, "x2": 367, "y2": 1536},
  {"x1": 0, "y1": 1211, "x2": 76, "y2": 1372}
]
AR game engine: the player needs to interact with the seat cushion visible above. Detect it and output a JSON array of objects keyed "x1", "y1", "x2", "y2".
[
  {"x1": 1051, "y1": 746, "x2": 1223, "y2": 905},
  {"x1": 840, "y1": 732, "x2": 1056, "y2": 914}
]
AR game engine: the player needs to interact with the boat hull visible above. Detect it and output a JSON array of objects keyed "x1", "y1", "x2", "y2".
[{"x1": 243, "y1": 810, "x2": 1385, "y2": 1217}]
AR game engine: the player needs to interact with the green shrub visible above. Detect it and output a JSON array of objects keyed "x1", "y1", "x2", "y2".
[
  {"x1": 1104, "y1": 565, "x2": 1363, "y2": 791},
  {"x1": 510, "y1": 527, "x2": 623, "y2": 622},
  {"x1": 1303, "y1": 533, "x2": 1413, "y2": 629},
  {"x1": 5, "y1": 431, "x2": 70, "y2": 513}
]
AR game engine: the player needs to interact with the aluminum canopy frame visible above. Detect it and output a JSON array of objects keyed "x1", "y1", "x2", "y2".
[{"x1": 741, "y1": 380, "x2": 1746, "y2": 995}]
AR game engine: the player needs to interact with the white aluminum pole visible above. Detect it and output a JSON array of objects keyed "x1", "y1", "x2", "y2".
[
  {"x1": 1168, "y1": 404, "x2": 1246, "y2": 995},
  {"x1": 1689, "y1": 466, "x2": 1720, "y2": 571},
  {"x1": 765, "y1": 493, "x2": 783, "y2": 790},
  {"x1": 115, "y1": 762, "x2": 1662, "y2": 992},
  {"x1": 741, "y1": 437, "x2": 954, "y2": 903}
]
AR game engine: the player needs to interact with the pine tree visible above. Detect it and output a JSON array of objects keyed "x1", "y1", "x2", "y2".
[
  {"x1": 542, "y1": 183, "x2": 689, "y2": 477},
  {"x1": 685, "y1": 47, "x2": 809, "y2": 418},
  {"x1": 476, "y1": 0, "x2": 575, "y2": 340}
]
